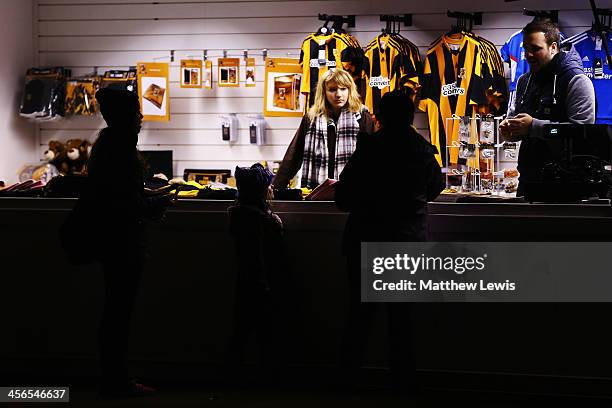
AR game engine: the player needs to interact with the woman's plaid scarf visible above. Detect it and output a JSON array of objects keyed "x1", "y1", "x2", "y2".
[{"x1": 301, "y1": 109, "x2": 360, "y2": 188}]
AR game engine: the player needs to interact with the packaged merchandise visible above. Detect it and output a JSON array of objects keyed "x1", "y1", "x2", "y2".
[
  {"x1": 203, "y1": 60, "x2": 213, "y2": 89},
  {"x1": 503, "y1": 168, "x2": 520, "y2": 193},
  {"x1": 459, "y1": 116, "x2": 471, "y2": 143},
  {"x1": 503, "y1": 142, "x2": 518, "y2": 160},
  {"x1": 18, "y1": 163, "x2": 60, "y2": 184},
  {"x1": 218, "y1": 58, "x2": 240, "y2": 87},
  {"x1": 99, "y1": 69, "x2": 138, "y2": 94},
  {"x1": 479, "y1": 116, "x2": 495, "y2": 144},
  {"x1": 65, "y1": 77, "x2": 99, "y2": 115},
  {"x1": 20, "y1": 67, "x2": 70, "y2": 121},
  {"x1": 480, "y1": 171, "x2": 493, "y2": 192},
  {"x1": 479, "y1": 144, "x2": 495, "y2": 160},
  {"x1": 137, "y1": 62, "x2": 170, "y2": 122},
  {"x1": 245, "y1": 57, "x2": 256, "y2": 87},
  {"x1": 180, "y1": 59, "x2": 203, "y2": 88},
  {"x1": 264, "y1": 58, "x2": 304, "y2": 117}
]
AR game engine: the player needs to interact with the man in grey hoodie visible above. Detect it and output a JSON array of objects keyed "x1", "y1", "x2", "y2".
[{"x1": 500, "y1": 19, "x2": 596, "y2": 198}]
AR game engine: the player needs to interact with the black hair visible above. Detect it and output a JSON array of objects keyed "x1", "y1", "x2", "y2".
[
  {"x1": 95, "y1": 88, "x2": 140, "y2": 128},
  {"x1": 522, "y1": 19, "x2": 561, "y2": 47},
  {"x1": 377, "y1": 90, "x2": 415, "y2": 128}
]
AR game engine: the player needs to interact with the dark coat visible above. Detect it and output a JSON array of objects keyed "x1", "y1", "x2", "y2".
[
  {"x1": 514, "y1": 44, "x2": 586, "y2": 185},
  {"x1": 335, "y1": 126, "x2": 444, "y2": 254},
  {"x1": 514, "y1": 43, "x2": 585, "y2": 123},
  {"x1": 85, "y1": 127, "x2": 168, "y2": 258},
  {"x1": 228, "y1": 203, "x2": 284, "y2": 291}
]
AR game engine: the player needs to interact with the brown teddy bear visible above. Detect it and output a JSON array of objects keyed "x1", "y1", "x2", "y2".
[
  {"x1": 65, "y1": 139, "x2": 91, "y2": 174},
  {"x1": 43, "y1": 140, "x2": 68, "y2": 174}
]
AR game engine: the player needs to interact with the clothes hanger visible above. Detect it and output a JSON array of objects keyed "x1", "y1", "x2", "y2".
[{"x1": 316, "y1": 20, "x2": 331, "y2": 36}]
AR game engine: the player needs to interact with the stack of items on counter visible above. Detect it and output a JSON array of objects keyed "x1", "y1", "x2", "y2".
[
  {"x1": 362, "y1": 19, "x2": 423, "y2": 117},
  {"x1": 157, "y1": 179, "x2": 237, "y2": 200},
  {"x1": 418, "y1": 13, "x2": 508, "y2": 182},
  {"x1": 0, "y1": 179, "x2": 47, "y2": 197},
  {"x1": 143, "y1": 168, "x2": 238, "y2": 200},
  {"x1": 299, "y1": 16, "x2": 364, "y2": 107}
]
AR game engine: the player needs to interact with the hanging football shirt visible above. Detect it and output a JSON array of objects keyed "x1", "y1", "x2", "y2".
[
  {"x1": 563, "y1": 29, "x2": 612, "y2": 124},
  {"x1": 419, "y1": 34, "x2": 488, "y2": 166},
  {"x1": 363, "y1": 35, "x2": 403, "y2": 116},
  {"x1": 299, "y1": 32, "x2": 361, "y2": 107},
  {"x1": 500, "y1": 30, "x2": 527, "y2": 93},
  {"x1": 362, "y1": 33, "x2": 422, "y2": 116}
]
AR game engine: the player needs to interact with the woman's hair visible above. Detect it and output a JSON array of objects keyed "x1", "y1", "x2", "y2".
[{"x1": 307, "y1": 69, "x2": 363, "y2": 120}]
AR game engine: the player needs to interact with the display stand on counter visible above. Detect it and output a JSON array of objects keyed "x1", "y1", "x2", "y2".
[{"x1": 444, "y1": 114, "x2": 519, "y2": 196}]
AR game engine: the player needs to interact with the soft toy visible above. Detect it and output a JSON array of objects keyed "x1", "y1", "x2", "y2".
[
  {"x1": 65, "y1": 139, "x2": 91, "y2": 174},
  {"x1": 42, "y1": 140, "x2": 68, "y2": 173}
]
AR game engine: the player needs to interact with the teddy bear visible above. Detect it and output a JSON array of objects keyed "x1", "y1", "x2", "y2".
[
  {"x1": 42, "y1": 140, "x2": 68, "y2": 173},
  {"x1": 65, "y1": 139, "x2": 91, "y2": 174}
]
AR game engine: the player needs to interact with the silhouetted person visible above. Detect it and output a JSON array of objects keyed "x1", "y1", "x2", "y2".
[
  {"x1": 227, "y1": 164, "x2": 287, "y2": 374},
  {"x1": 86, "y1": 88, "x2": 173, "y2": 397},
  {"x1": 335, "y1": 90, "x2": 444, "y2": 392}
]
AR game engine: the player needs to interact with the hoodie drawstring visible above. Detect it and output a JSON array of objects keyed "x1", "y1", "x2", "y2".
[{"x1": 552, "y1": 74, "x2": 557, "y2": 105}]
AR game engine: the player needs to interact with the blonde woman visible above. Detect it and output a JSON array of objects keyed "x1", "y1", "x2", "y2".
[{"x1": 272, "y1": 69, "x2": 374, "y2": 189}]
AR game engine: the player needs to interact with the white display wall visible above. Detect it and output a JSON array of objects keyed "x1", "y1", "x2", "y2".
[
  {"x1": 32, "y1": 0, "x2": 608, "y2": 178},
  {"x1": 0, "y1": 1, "x2": 35, "y2": 185}
]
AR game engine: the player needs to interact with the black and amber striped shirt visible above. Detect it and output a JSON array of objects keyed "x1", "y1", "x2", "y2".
[
  {"x1": 418, "y1": 34, "x2": 488, "y2": 166},
  {"x1": 299, "y1": 32, "x2": 361, "y2": 107}
]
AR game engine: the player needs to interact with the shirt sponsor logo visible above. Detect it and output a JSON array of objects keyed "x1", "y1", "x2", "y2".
[
  {"x1": 369, "y1": 76, "x2": 391, "y2": 89},
  {"x1": 310, "y1": 59, "x2": 336, "y2": 68},
  {"x1": 442, "y1": 83, "x2": 466, "y2": 97},
  {"x1": 584, "y1": 67, "x2": 612, "y2": 79},
  {"x1": 582, "y1": 56, "x2": 590, "y2": 62}
]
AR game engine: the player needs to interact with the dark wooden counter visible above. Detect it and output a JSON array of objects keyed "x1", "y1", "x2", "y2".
[{"x1": 2, "y1": 197, "x2": 612, "y2": 394}]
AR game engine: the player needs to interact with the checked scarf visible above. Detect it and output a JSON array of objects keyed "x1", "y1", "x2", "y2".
[{"x1": 301, "y1": 108, "x2": 360, "y2": 188}]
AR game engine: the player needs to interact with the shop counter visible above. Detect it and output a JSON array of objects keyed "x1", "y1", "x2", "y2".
[{"x1": 2, "y1": 197, "x2": 612, "y2": 392}]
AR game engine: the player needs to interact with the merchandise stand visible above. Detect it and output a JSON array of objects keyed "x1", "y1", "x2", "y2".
[{"x1": 444, "y1": 114, "x2": 507, "y2": 194}]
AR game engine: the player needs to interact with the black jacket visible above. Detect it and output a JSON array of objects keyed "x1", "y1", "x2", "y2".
[
  {"x1": 85, "y1": 127, "x2": 168, "y2": 257},
  {"x1": 228, "y1": 203, "x2": 284, "y2": 291},
  {"x1": 335, "y1": 126, "x2": 444, "y2": 254},
  {"x1": 514, "y1": 44, "x2": 584, "y2": 123}
]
